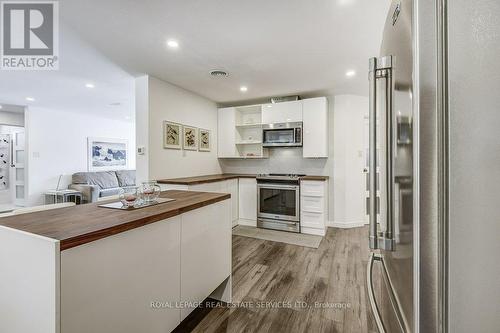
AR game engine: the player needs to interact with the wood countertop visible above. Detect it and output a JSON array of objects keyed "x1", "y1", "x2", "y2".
[
  {"x1": 157, "y1": 174, "x2": 329, "y2": 185},
  {"x1": 0, "y1": 190, "x2": 230, "y2": 251},
  {"x1": 157, "y1": 173, "x2": 257, "y2": 185},
  {"x1": 300, "y1": 175, "x2": 329, "y2": 181}
]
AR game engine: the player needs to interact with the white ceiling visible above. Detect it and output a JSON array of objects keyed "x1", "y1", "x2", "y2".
[
  {"x1": 61, "y1": 0, "x2": 390, "y2": 104},
  {"x1": 0, "y1": 24, "x2": 135, "y2": 121}
]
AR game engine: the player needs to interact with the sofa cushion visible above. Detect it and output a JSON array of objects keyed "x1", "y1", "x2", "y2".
[
  {"x1": 72, "y1": 172, "x2": 89, "y2": 185},
  {"x1": 99, "y1": 187, "x2": 121, "y2": 197},
  {"x1": 116, "y1": 170, "x2": 136, "y2": 187},
  {"x1": 74, "y1": 171, "x2": 119, "y2": 189}
]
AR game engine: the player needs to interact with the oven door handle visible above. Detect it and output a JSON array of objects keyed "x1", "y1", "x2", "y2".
[
  {"x1": 257, "y1": 184, "x2": 300, "y2": 190},
  {"x1": 258, "y1": 219, "x2": 298, "y2": 225}
]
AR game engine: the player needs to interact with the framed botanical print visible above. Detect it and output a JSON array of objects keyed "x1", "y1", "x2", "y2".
[
  {"x1": 198, "y1": 129, "x2": 211, "y2": 152},
  {"x1": 163, "y1": 121, "x2": 182, "y2": 149},
  {"x1": 183, "y1": 125, "x2": 198, "y2": 150}
]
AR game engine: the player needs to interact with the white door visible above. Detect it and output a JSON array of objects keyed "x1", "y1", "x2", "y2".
[{"x1": 12, "y1": 129, "x2": 26, "y2": 206}]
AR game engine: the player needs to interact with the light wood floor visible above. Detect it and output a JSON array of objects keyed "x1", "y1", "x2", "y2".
[{"x1": 181, "y1": 227, "x2": 376, "y2": 333}]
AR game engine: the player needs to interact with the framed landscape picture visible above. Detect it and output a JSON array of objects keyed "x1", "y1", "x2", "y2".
[
  {"x1": 163, "y1": 121, "x2": 182, "y2": 149},
  {"x1": 88, "y1": 138, "x2": 128, "y2": 171},
  {"x1": 199, "y1": 129, "x2": 211, "y2": 152},
  {"x1": 183, "y1": 125, "x2": 198, "y2": 150}
]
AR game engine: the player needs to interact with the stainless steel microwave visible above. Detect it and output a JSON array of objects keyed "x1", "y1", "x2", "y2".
[{"x1": 262, "y1": 122, "x2": 303, "y2": 147}]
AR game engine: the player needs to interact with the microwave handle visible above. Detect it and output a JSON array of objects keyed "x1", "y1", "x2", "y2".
[{"x1": 295, "y1": 127, "x2": 302, "y2": 143}]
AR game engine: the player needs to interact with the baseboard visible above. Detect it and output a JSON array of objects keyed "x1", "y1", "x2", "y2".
[
  {"x1": 236, "y1": 219, "x2": 257, "y2": 227},
  {"x1": 327, "y1": 220, "x2": 366, "y2": 229},
  {"x1": 301, "y1": 227, "x2": 326, "y2": 236}
]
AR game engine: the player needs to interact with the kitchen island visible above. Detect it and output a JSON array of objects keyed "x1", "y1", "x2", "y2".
[{"x1": 0, "y1": 190, "x2": 232, "y2": 333}]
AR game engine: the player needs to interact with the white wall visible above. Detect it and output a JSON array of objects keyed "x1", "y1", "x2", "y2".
[
  {"x1": 135, "y1": 76, "x2": 149, "y2": 184},
  {"x1": 26, "y1": 108, "x2": 136, "y2": 206},
  {"x1": 332, "y1": 95, "x2": 368, "y2": 227},
  {"x1": 220, "y1": 94, "x2": 368, "y2": 228},
  {"x1": 0, "y1": 111, "x2": 24, "y2": 127},
  {"x1": 136, "y1": 76, "x2": 221, "y2": 182}
]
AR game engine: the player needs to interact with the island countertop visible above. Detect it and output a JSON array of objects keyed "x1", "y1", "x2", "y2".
[{"x1": 0, "y1": 190, "x2": 230, "y2": 251}]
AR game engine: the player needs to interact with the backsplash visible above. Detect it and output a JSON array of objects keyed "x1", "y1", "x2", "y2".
[{"x1": 219, "y1": 148, "x2": 330, "y2": 175}]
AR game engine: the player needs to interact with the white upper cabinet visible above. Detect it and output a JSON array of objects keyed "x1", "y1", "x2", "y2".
[
  {"x1": 303, "y1": 97, "x2": 328, "y2": 158},
  {"x1": 217, "y1": 107, "x2": 236, "y2": 158},
  {"x1": 262, "y1": 100, "x2": 303, "y2": 124},
  {"x1": 218, "y1": 98, "x2": 327, "y2": 159}
]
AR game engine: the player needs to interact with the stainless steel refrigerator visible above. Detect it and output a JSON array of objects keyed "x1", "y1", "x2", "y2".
[
  {"x1": 366, "y1": 0, "x2": 500, "y2": 332},
  {"x1": 366, "y1": 0, "x2": 414, "y2": 331}
]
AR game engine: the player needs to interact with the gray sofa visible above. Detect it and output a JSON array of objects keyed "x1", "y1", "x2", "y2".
[{"x1": 69, "y1": 170, "x2": 136, "y2": 203}]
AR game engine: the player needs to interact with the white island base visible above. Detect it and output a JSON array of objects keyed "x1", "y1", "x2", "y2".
[{"x1": 0, "y1": 198, "x2": 232, "y2": 333}]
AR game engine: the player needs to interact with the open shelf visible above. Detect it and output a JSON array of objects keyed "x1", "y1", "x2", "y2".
[{"x1": 218, "y1": 104, "x2": 268, "y2": 159}]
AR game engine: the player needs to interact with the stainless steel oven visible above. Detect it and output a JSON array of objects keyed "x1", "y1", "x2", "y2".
[
  {"x1": 256, "y1": 174, "x2": 303, "y2": 233},
  {"x1": 262, "y1": 122, "x2": 303, "y2": 147}
]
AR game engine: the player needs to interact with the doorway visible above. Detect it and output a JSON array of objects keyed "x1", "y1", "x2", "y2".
[{"x1": 0, "y1": 106, "x2": 27, "y2": 212}]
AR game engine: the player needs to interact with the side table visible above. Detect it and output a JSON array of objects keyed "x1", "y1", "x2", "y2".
[{"x1": 44, "y1": 190, "x2": 83, "y2": 205}]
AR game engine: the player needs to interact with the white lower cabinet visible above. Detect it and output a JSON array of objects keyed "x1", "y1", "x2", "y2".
[
  {"x1": 61, "y1": 216, "x2": 183, "y2": 333},
  {"x1": 238, "y1": 178, "x2": 257, "y2": 226},
  {"x1": 301, "y1": 196, "x2": 325, "y2": 213},
  {"x1": 162, "y1": 178, "x2": 256, "y2": 226},
  {"x1": 158, "y1": 184, "x2": 188, "y2": 191},
  {"x1": 300, "y1": 180, "x2": 328, "y2": 236},
  {"x1": 226, "y1": 179, "x2": 239, "y2": 226},
  {"x1": 60, "y1": 200, "x2": 232, "y2": 333},
  {"x1": 180, "y1": 200, "x2": 231, "y2": 320},
  {"x1": 301, "y1": 211, "x2": 326, "y2": 230},
  {"x1": 161, "y1": 180, "x2": 239, "y2": 226}
]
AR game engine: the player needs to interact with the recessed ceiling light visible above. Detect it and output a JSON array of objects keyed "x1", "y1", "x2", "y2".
[
  {"x1": 125, "y1": 116, "x2": 131, "y2": 120},
  {"x1": 85, "y1": 83, "x2": 95, "y2": 88},
  {"x1": 26, "y1": 97, "x2": 35, "y2": 102},
  {"x1": 167, "y1": 39, "x2": 179, "y2": 49},
  {"x1": 240, "y1": 86, "x2": 248, "y2": 92},
  {"x1": 0, "y1": 105, "x2": 2, "y2": 109},
  {"x1": 345, "y1": 70, "x2": 356, "y2": 77}
]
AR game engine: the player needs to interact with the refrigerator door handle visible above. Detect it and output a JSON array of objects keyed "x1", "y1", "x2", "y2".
[
  {"x1": 368, "y1": 252, "x2": 409, "y2": 333},
  {"x1": 368, "y1": 56, "x2": 395, "y2": 251},
  {"x1": 367, "y1": 252, "x2": 386, "y2": 333},
  {"x1": 369, "y1": 57, "x2": 379, "y2": 249}
]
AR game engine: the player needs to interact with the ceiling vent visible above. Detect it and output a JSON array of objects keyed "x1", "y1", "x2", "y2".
[{"x1": 209, "y1": 70, "x2": 229, "y2": 78}]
